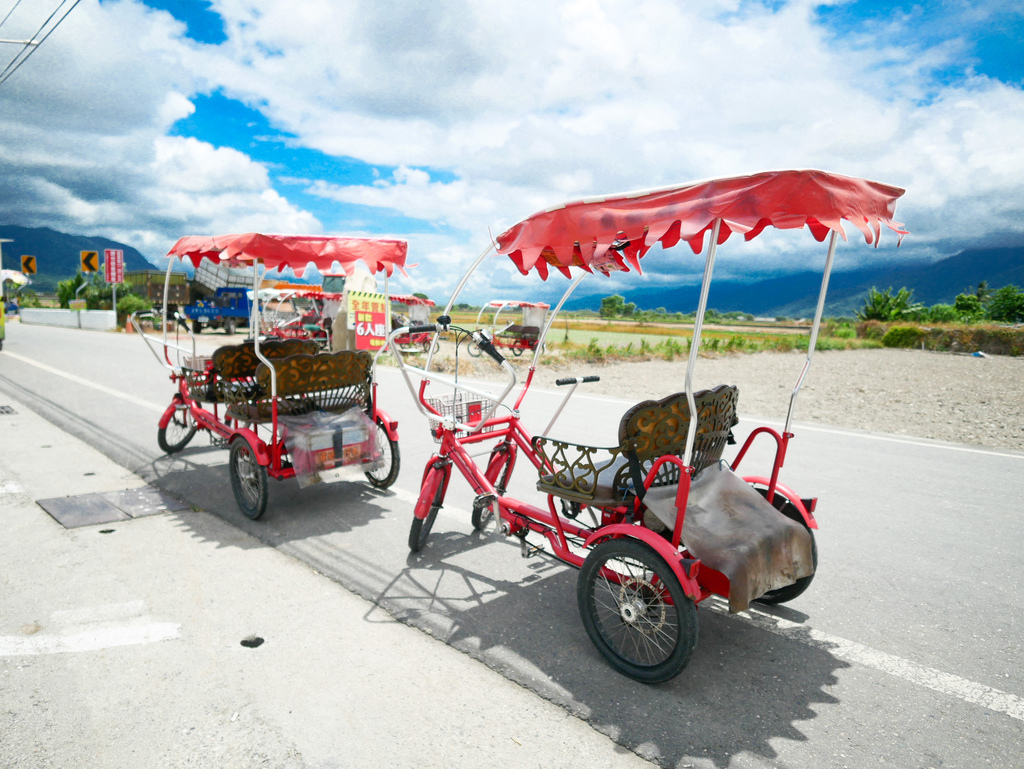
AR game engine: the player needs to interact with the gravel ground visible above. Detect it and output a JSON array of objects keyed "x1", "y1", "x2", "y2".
[{"x1": 441, "y1": 347, "x2": 1024, "y2": 452}]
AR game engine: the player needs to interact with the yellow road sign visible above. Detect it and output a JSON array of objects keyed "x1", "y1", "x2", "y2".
[
  {"x1": 21, "y1": 255, "x2": 36, "y2": 275},
  {"x1": 81, "y1": 250, "x2": 99, "y2": 273}
]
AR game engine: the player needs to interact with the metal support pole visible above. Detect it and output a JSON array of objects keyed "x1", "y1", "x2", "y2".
[
  {"x1": 683, "y1": 218, "x2": 721, "y2": 469},
  {"x1": 785, "y1": 230, "x2": 839, "y2": 434}
]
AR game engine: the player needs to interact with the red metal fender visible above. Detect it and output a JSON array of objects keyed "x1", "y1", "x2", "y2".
[
  {"x1": 158, "y1": 396, "x2": 185, "y2": 430},
  {"x1": 743, "y1": 475, "x2": 818, "y2": 530},
  {"x1": 414, "y1": 459, "x2": 451, "y2": 521},
  {"x1": 583, "y1": 524, "x2": 702, "y2": 601},
  {"x1": 229, "y1": 429, "x2": 271, "y2": 466},
  {"x1": 372, "y1": 407, "x2": 399, "y2": 442}
]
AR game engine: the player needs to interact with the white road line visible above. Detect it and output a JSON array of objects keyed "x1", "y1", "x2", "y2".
[
  {"x1": 375, "y1": 367, "x2": 1023, "y2": 460},
  {"x1": 708, "y1": 599, "x2": 1024, "y2": 722},
  {"x1": 0, "y1": 622, "x2": 182, "y2": 656},
  {"x1": 2, "y1": 351, "x2": 166, "y2": 414},
  {"x1": 0, "y1": 600, "x2": 181, "y2": 657}
]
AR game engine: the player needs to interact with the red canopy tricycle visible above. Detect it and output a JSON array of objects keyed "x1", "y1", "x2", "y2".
[
  {"x1": 383, "y1": 170, "x2": 907, "y2": 682},
  {"x1": 133, "y1": 234, "x2": 406, "y2": 519}
]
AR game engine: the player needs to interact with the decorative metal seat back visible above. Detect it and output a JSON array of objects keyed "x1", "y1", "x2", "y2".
[
  {"x1": 533, "y1": 385, "x2": 739, "y2": 507},
  {"x1": 616, "y1": 385, "x2": 739, "y2": 490},
  {"x1": 207, "y1": 339, "x2": 319, "y2": 403},
  {"x1": 224, "y1": 349, "x2": 373, "y2": 422}
]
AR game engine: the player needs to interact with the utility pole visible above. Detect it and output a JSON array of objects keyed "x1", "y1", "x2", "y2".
[{"x1": 0, "y1": 238, "x2": 12, "y2": 303}]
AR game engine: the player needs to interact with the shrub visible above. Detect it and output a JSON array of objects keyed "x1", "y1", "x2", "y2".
[
  {"x1": 881, "y1": 325, "x2": 926, "y2": 348},
  {"x1": 115, "y1": 293, "x2": 153, "y2": 325}
]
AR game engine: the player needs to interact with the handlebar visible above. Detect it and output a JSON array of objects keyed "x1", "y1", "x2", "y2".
[
  {"x1": 471, "y1": 330, "x2": 506, "y2": 366},
  {"x1": 556, "y1": 376, "x2": 600, "y2": 386}
]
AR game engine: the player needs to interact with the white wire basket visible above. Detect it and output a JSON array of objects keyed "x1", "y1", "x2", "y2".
[{"x1": 425, "y1": 392, "x2": 497, "y2": 443}]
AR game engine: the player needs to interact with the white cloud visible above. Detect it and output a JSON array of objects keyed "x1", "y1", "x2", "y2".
[{"x1": 1, "y1": 0, "x2": 1022, "y2": 300}]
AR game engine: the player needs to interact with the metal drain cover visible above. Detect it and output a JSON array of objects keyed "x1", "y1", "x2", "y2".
[
  {"x1": 37, "y1": 486, "x2": 190, "y2": 528},
  {"x1": 37, "y1": 495, "x2": 131, "y2": 528}
]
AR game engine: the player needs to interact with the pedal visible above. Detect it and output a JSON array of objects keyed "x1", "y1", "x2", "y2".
[{"x1": 519, "y1": 534, "x2": 544, "y2": 559}]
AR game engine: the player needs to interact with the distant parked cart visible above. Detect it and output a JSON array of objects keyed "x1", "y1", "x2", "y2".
[{"x1": 469, "y1": 299, "x2": 550, "y2": 357}]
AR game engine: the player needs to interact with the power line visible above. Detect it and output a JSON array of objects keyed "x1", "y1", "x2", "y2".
[
  {"x1": 0, "y1": 0, "x2": 80, "y2": 87},
  {"x1": 0, "y1": 0, "x2": 28, "y2": 33}
]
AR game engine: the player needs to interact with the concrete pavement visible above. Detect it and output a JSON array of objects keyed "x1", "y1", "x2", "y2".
[{"x1": 0, "y1": 390, "x2": 654, "y2": 769}]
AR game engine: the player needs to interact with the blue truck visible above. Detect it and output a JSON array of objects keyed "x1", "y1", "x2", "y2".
[{"x1": 182, "y1": 287, "x2": 254, "y2": 335}]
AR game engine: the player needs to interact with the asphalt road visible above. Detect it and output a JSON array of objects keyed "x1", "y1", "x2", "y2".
[{"x1": 2, "y1": 320, "x2": 1023, "y2": 768}]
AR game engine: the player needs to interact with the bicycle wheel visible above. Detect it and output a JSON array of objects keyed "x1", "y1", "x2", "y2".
[
  {"x1": 754, "y1": 489, "x2": 817, "y2": 605},
  {"x1": 466, "y1": 340, "x2": 482, "y2": 357},
  {"x1": 229, "y1": 440, "x2": 269, "y2": 520},
  {"x1": 578, "y1": 538, "x2": 698, "y2": 683},
  {"x1": 157, "y1": 405, "x2": 197, "y2": 454},
  {"x1": 364, "y1": 418, "x2": 401, "y2": 489},
  {"x1": 474, "y1": 442, "x2": 516, "y2": 529},
  {"x1": 409, "y1": 464, "x2": 447, "y2": 552}
]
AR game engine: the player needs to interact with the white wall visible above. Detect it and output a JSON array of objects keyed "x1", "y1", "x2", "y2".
[{"x1": 20, "y1": 308, "x2": 117, "y2": 330}]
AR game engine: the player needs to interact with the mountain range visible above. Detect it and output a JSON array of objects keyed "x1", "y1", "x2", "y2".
[
  {"x1": 0, "y1": 225, "x2": 155, "y2": 292},
  {"x1": 3, "y1": 225, "x2": 1022, "y2": 317},
  {"x1": 565, "y1": 246, "x2": 1024, "y2": 318}
]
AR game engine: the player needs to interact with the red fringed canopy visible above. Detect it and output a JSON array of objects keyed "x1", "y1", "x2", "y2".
[
  {"x1": 495, "y1": 170, "x2": 907, "y2": 279},
  {"x1": 166, "y1": 233, "x2": 409, "y2": 278}
]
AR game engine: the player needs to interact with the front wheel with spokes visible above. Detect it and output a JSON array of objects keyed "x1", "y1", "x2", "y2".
[
  {"x1": 229, "y1": 440, "x2": 269, "y2": 520},
  {"x1": 157, "y1": 405, "x2": 197, "y2": 454},
  {"x1": 577, "y1": 538, "x2": 698, "y2": 683}
]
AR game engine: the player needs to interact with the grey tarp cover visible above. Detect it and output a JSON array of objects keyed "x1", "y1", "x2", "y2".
[{"x1": 643, "y1": 461, "x2": 814, "y2": 612}]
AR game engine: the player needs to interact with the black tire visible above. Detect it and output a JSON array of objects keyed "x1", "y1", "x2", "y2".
[
  {"x1": 224, "y1": 318, "x2": 236, "y2": 335},
  {"x1": 512, "y1": 346, "x2": 523, "y2": 357},
  {"x1": 754, "y1": 489, "x2": 817, "y2": 605},
  {"x1": 192, "y1": 320, "x2": 202, "y2": 335},
  {"x1": 409, "y1": 467, "x2": 445, "y2": 552},
  {"x1": 365, "y1": 418, "x2": 400, "y2": 489},
  {"x1": 157, "y1": 405, "x2": 197, "y2": 454},
  {"x1": 229, "y1": 440, "x2": 269, "y2": 520},
  {"x1": 466, "y1": 340, "x2": 481, "y2": 357},
  {"x1": 578, "y1": 538, "x2": 698, "y2": 683}
]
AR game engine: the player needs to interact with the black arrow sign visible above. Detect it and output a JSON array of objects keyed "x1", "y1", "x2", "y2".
[
  {"x1": 21, "y1": 255, "x2": 36, "y2": 275},
  {"x1": 81, "y1": 251, "x2": 98, "y2": 273}
]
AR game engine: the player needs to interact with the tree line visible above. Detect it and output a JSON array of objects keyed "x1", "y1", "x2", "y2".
[{"x1": 856, "y1": 282, "x2": 1024, "y2": 324}]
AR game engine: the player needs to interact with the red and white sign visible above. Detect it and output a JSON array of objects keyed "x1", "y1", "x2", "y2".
[{"x1": 104, "y1": 248, "x2": 124, "y2": 284}]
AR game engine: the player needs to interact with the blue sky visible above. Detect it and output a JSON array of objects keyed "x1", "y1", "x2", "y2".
[{"x1": 1, "y1": 0, "x2": 1022, "y2": 304}]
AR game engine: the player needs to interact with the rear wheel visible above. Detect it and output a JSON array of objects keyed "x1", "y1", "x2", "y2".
[
  {"x1": 224, "y1": 318, "x2": 236, "y2": 335},
  {"x1": 578, "y1": 538, "x2": 698, "y2": 683},
  {"x1": 753, "y1": 488, "x2": 817, "y2": 605},
  {"x1": 157, "y1": 405, "x2": 197, "y2": 454},
  {"x1": 229, "y1": 440, "x2": 268, "y2": 520},
  {"x1": 192, "y1": 320, "x2": 202, "y2": 335},
  {"x1": 474, "y1": 443, "x2": 515, "y2": 529},
  {"x1": 512, "y1": 346, "x2": 523, "y2": 357},
  {"x1": 466, "y1": 340, "x2": 481, "y2": 357},
  {"x1": 365, "y1": 418, "x2": 400, "y2": 489}
]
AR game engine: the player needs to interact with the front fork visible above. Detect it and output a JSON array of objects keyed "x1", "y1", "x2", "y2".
[{"x1": 414, "y1": 456, "x2": 453, "y2": 521}]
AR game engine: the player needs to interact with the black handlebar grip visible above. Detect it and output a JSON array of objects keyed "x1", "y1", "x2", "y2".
[
  {"x1": 582, "y1": 375, "x2": 601, "y2": 383},
  {"x1": 475, "y1": 335, "x2": 506, "y2": 365},
  {"x1": 407, "y1": 324, "x2": 437, "y2": 335},
  {"x1": 556, "y1": 376, "x2": 601, "y2": 386}
]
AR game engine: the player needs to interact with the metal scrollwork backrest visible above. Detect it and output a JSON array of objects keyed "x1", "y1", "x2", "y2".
[
  {"x1": 618, "y1": 385, "x2": 739, "y2": 486},
  {"x1": 253, "y1": 350, "x2": 373, "y2": 419},
  {"x1": 213, "y1": 339, "x2": 319, "y2": 380}
]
